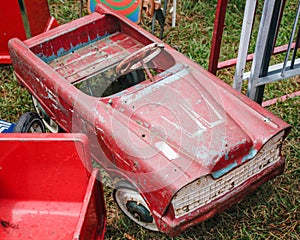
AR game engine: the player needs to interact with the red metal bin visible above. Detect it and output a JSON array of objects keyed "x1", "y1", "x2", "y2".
[
  {"x1": 0, "y1": 133, "x2": 106, "y2": 240},
  {"x1": 0, "y1": 0, "x2": 58, "y2": 64}
]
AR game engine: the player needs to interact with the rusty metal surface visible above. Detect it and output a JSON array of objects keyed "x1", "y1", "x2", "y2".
[
  {"x1": 8, "y1": 4, "x2": 291, "y2": 236},
  {"x1": 49, "y1": 32, "x2": 144, "y2": 83}
]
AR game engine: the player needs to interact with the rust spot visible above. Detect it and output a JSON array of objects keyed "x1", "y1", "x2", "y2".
[
  {"x1": 182, "y1": 205, "x2": 189, "y2": 213},
  {"x1": 0, "y1": 219, "x2": 19, "y2": 229}
]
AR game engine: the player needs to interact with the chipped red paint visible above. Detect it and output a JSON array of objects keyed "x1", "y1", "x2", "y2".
[{"x1": 8, "y1": 4, "x2": 290, "y2": 236}]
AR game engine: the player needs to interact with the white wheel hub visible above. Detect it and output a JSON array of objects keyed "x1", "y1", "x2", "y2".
[{"x1": 114, "y1": 188, "x2": 158, "y2": 231}]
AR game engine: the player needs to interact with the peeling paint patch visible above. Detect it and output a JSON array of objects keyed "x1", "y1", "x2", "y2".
[
  {"x1": 36, "y1": 32, "x2": 111, "y2": 63},
  {"x1": 242, "y1": 147, "x2": 258, "y2": 163},
  {"x1": 155, "y1": 141, "x2": 179, "y2": 160},
  {"x1": 120, "y1": 64, "x2": 188, "y2": 105},
  {"x1": 118, "y1": 107, "x2": 125, "y2": 113},
  {"x1": 212, "y1": 161, "x2": 238, "y2": 178},
  {"x1": 94, "y1": 109, "x2": 106, "y2": 123}
]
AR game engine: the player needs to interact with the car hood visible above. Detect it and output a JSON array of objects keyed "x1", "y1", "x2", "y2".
[
  {"x1": 104, "y1": 62, "x2": 289, "y2": 217},
  {"x1": 115, "y1": 64, "x2": 253, "y2": 175}
]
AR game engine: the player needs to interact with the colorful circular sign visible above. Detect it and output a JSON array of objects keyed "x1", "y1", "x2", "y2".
[{"x1": 89, "y1": 0, "x2": 142, "y2": 23}]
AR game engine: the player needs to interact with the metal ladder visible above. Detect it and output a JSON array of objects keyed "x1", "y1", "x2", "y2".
[{"x1": 233, "y1": 0, "x2": 300, "y2": 104}]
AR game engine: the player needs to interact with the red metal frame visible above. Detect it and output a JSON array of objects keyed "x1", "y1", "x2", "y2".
[
  {"x1": 208, "y1": 0, "x2": 299, "y2": 106},
  {"x1": 262, "y1": 90, "x2": 300, "y2": 107},
  {"x1": 217, "y1": 43, "x2": 296, "y2": 70},
  {"x1": 208, "y1": 0, "x2": 228, "y2": 75},
  {"x1": 0, "y1": 0, "x2": 58, "y2": 64},
  {"x1": 0, "y1": 133, "x2": 106, "y2": 239}
]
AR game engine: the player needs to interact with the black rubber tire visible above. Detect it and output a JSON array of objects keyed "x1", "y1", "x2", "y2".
[
  {"x1": 31, "y1": 96, "x2": 64, "y2": 133},
  {"x1": 14, "y1": 112, "x2": 46, "y2": 133}
]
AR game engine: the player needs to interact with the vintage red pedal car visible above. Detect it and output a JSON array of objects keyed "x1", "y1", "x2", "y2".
[{"x1": 8, "y1": 4, "x2": 290, "y2": 236}]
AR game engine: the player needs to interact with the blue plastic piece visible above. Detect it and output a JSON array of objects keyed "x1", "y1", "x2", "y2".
[{"x1": 0, "y1": 119, "x2": 15, "y2": 133}]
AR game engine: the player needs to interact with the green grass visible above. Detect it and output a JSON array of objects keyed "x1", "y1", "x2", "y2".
[
  {"x1": 0, "y1": 66, "x2": 33, "y2": 121},
  {"x1": 1, "y1": 0, "x2": 299, "y2": 239}
]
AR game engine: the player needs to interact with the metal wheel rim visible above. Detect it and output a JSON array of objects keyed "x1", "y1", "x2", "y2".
[
  {"x1": 32, "y1": 96, "x2": 59, "y2": 133},
  {"x1": 115, "y1": 188, "x2": 158, "y2": 231},
  {"x1": 28, "y1": 121, "x2": 43, "y2": 133}
]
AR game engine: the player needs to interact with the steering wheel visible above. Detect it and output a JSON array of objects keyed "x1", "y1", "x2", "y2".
[{"x1": 115, "y1": 43, "x2": 164, "y2": 76}]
